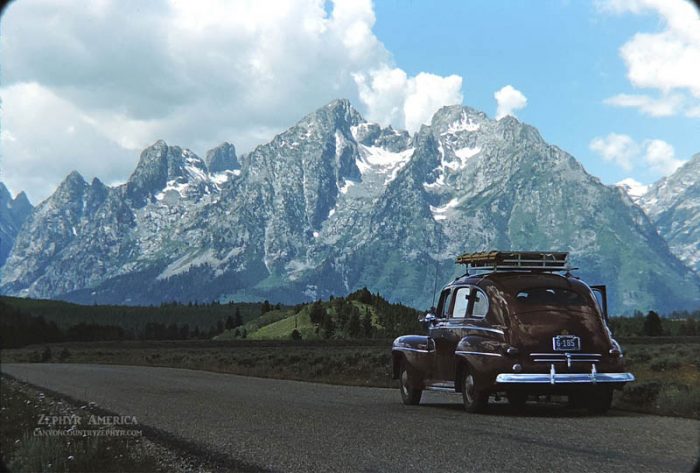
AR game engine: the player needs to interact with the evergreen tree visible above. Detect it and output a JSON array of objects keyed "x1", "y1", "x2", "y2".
[
  {"x1": 234, "y1": 308, "x2": 243, "y2": 327},
  {"x1": 347, "y1": 312, "x2": 361, "y2": 338},
  {"x1": 309, "y1": 301, "x2": 326, "y2": 325},
  {"x1": 179, "y1": 324, "x2": 190, "y2": 339},
  {"x1": 321, "y1": 313, "x2": 336, "y2": 339},
  {"x1": 643, "y1": 311, "x2": 663, "y2": 336},
  {"x1": 225, "y1": 315, "x2": 235, "y2": 330},
  {"x1": 362, "y1": 309, "x2": 373, "y2": 338}
]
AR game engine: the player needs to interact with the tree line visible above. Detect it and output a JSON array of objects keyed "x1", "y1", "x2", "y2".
[
  {"x1": 608, "y1": 310, "x2": 699, "y2": 337},
  {"x1": 0, "y1": 300, "x2": 248, "y2": 348}
]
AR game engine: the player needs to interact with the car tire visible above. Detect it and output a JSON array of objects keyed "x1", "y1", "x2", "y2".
[
  {"x1": 461, "y1": 366, "x2": 488, "y2": 413},
  {"x1": 587, "y1": 387, "x2": 613, "y2": 415},
  {"x1": 506, "y1": 391, "x2": 528, "y2": 409},
  {"x1": 399, "y1": 360, "x2": 422, "y2": 405}
]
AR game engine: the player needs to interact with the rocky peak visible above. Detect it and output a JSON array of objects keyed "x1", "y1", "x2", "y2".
[
  {"x1": 126, "y1": 140, "x2": 207, "y2": 205},
  {"x1": 10, "y1": 191, "x2": 32, "y2": 216},
  {"x1": 638, "y1": 152, "x2": 700, "y2": 272},
  {"x1": 52, "y1": 171, "x2": 87, "y2": 202},
  {"x1": 205, "y1": 142, "x2": 239, "y2": 173},
  {"x1": 0, "y1": 183, "x2": 11, "y2": 204},
  {"x1": 297, "y1": 98, "x2": 365, "y2": 136}
]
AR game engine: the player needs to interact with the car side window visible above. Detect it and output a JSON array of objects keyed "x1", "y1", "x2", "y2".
[
  {"x1": 436, "y1": 289, "x2": 451, "y2": 319},
  {"x1": 469, "y1": 288, "x2": 489, "y2": 319},
  {"x1": 451, "y1": 287, "x2": 470, "y2": 318}
]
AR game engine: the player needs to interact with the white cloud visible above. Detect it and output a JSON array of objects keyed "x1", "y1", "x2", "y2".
[
  {"x1": 603, "y1": 93, "x2": 684, "y2": 116},
  {"x1": 644, "y1": 139, "x2": 684, "y2": 175},
  {"x1": 589, "y1": 133, "x2": 639, "y2": 170},
  {"x1": 354, "y1": 67, "x2": 463, "y2": 132},
  {"x1": 590, "y1": 132, "x2": 685, "y2": 176},
  {"x1": 597, "y1": 0, "x2": 700, "y2": 117},
  {"x1": 494, "y1": 85, "x2": 528, "y2": 120},
  {"x1": 0, "y1": 82, "x2": 135, "y2": 203},
  {"x1": 0, "y1": 0, "x2": 464, "y2": 202}
]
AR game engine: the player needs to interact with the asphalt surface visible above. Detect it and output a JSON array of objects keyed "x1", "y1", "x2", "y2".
[{"x1": 2, "y1": 363, "x2": 698, "y2": 472}]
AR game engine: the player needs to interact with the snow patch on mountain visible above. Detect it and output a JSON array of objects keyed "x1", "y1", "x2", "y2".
[
  {"x1": 355, "y1": 145, "x2": 414, "y2": 184},
  {"x1": 616, "y1": 178, "x2": 649, "y2": 202},
  {"x1": 446, "y1": 113, "x2": 480, "y2": 134},
  {"x1": 430, "y1": 198, "x2": 460, "y2": 221}
]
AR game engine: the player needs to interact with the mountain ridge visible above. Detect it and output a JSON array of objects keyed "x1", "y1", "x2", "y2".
[{"x1": 1, "y1": 100, "x2": 698, "y2": 313}]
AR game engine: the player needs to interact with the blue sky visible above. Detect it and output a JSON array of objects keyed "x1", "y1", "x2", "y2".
[
  {"x1": 374, "y1": 0, "x2": 699, "y2": 186},
  {"x1": 1, "y1": 0, "x2": 698, "y2": 202}
]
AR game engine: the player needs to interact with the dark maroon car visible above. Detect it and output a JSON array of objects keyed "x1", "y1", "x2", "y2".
[{"x1": 391, "y1": 251, "x2": 634, "y2": 414}]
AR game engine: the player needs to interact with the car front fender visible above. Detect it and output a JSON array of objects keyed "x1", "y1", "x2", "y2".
[{"x1": 391, "y1": 335, "x2": 435, "y2": 381}]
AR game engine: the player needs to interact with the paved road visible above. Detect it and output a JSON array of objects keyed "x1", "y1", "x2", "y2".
[{"x1": 2, "y1": 363, "x2": 698, "y2": 472}]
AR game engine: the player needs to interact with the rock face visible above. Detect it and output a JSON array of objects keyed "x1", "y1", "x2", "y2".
[
  {"x1": 0, "y1": 183, "x2": 33, "y2": 267},
  {"x1": 2, "y1": 100, "x2": 699, "y2": 313},
  {"x1": 205, "y1": 142, "x2": 240, "y2": 173},
  {"x1": 639, "y1": 153, "x2": 700, "y2": 273}
]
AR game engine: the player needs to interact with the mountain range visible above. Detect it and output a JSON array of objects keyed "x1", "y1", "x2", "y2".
[{"x1": 1, "y1": 99, "x2": 698, "y2": 313}]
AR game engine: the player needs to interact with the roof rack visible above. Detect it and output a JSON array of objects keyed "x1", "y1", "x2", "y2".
[{"x1": 455, "y1": 251, "x2": 572, "y2": 272}]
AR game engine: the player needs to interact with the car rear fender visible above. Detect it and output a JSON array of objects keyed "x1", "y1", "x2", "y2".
[{"x1": 454, "y1": 336, "x2": 505, "y2": 391}]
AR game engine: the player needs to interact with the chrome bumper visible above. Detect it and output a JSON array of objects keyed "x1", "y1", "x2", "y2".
[{"x1": 496, "y1": 364, "x2": 635, "y2": 385}]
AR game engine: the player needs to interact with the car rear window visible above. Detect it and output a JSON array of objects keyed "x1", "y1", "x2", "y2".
[{"x1": 515, "y1": 287, "x2": 588, "y2": 307}]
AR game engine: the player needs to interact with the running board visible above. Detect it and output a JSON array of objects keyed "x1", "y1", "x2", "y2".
[{"x1": 425, "y1": 383, "x2": 456, "y2": 393}]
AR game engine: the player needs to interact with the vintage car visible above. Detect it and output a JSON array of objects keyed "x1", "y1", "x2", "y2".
[{"x1": 391, "y1": 251, "x2": 634, "y2": 414}]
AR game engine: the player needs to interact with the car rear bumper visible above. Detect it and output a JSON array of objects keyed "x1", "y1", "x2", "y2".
[{"x1": 496, "y1": 368, "x2": 635, "y2": 385}]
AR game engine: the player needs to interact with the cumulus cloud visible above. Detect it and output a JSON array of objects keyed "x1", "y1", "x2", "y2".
[
  {"x1": 0, "y1": 0, "x2": 464, "y2": 202},
  {"x1": 644, "y1": 139, "x2": 684, "y2": 175},
  {"x1": 597, "y1": 0, "x2": 700, "y2": 117},
  {"x1": 494, "y1": 85, "x2": 528, "y2": 120},
  {"x1": 589, "y1": 133, "x2": 639, "y2": 171},
  {"x1": 354, "y1": 68, "x2": 463, "y2": 132},
  {"x1": 590, "y1": 133, "x2": 685, "y2": 176}
]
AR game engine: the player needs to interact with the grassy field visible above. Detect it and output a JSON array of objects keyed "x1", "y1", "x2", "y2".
[{"x1": 2, "y1": 338, "x2": 698, "y2": 418}]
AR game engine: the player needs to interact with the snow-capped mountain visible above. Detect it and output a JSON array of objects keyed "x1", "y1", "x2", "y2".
[
  {"x1": 0, "y1": 183, "x2": 33, "y2": 267},
  {"x1": 639, "y1": 153, "x2": 700, "y2": 273},
  {"x1": 2, "y1": 100, "x2": 699, "y2": 313}
]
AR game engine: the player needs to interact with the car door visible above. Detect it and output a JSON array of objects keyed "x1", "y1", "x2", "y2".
[
  {"x1": 437, "y1": 286, "x2": 471, "y2": 382},
  {"x1": 429, "y1": 288, "x2": 453, "y2": 383}
]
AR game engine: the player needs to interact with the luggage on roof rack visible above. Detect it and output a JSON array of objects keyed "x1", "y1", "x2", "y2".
[{"x1": 455, "y1": 251, "x2": 571, "y2": 272}]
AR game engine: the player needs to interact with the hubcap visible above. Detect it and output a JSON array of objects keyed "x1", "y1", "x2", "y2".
[
  {"x1": 401, "y1": 369, "x2": 408, "y2": 395},
  {"x1": 464, "y1": 374, "x2": 475, "y2": 404}
]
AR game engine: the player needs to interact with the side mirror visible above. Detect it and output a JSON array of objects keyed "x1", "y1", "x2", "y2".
[{"x1": 420, "y1": 313, "x2": 437, "y2": 329}]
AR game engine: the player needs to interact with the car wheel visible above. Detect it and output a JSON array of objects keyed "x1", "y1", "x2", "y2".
[
  {"x1": 399, "y1": 360, "x2": 422, "y2": 405},
  {"x1": 587, "y1": 387, "x2": 613, "y2": 415},
  {"x1": 507, "y1": 391, "x2": 528, "y2": 409},
  {"x1": 461, "y1": 366, "x2": 488, "y2": 413}
]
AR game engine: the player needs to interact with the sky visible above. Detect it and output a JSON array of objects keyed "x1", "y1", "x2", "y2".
[{"x1": 1, "y1": 0, "x2": 699, "y2": 203}]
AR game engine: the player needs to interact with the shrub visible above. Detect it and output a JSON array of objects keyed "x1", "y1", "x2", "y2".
[
  {"x1": 622, "y1": 382, "x2": 662, "y2": 405},
  {"x1": 58, "y1": 348, "x2": 71, "y2": 361},
  {"x1": 649, "y1": 357, "x2": 682, "y2": 372},
  {"x1": 40, "y1": 347, "x2": 52, "y2": 362}
]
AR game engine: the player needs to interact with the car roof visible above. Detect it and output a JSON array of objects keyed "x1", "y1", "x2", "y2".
[{"x1": 446, "y1": 271, "x2": 590, "y2": 293}]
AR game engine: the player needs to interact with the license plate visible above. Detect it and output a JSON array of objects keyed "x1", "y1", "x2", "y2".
[{"x1": 552, "y1": 335, "x2": 580, "y2": 351}]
